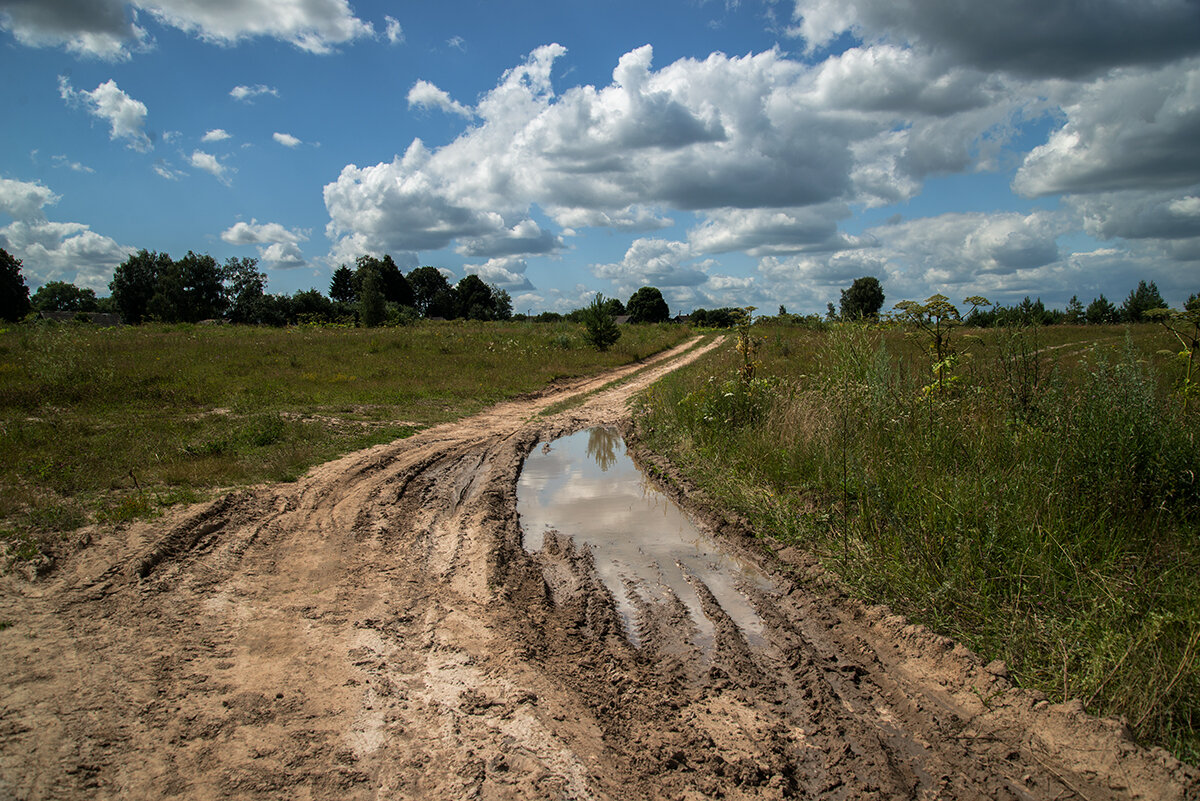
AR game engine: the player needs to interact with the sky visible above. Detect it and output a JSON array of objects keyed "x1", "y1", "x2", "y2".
[{"x1": 1, "y1": 0, "x2": 1198, "y2": 316}]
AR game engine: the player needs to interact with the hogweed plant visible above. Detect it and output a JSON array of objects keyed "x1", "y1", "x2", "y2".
[
  {"x1": 893, "y1": 295, "x2": 990, "y2": 397},
  {"x1": 734, "y1": 306, "x2": 762, "y2": 383},
  {"x1": 1148, "y1": 305, "x2": 1200, "y2": 414}
]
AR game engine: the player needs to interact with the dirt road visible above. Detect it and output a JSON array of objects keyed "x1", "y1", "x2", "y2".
[{"x1": 1, "y1": 337, "x2": 1196, "y2": 800}]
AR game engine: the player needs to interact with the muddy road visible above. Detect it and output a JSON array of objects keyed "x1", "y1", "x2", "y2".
[{"x1": 1, "y1": 337, "x2": 1196, "y2": 800}]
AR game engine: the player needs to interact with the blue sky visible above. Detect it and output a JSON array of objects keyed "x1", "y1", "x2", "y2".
[{"x1": 1, "y1": 0, "x2": 1198, "y2": 315}]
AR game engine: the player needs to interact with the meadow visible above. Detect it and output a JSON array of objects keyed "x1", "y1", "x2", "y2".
[
  {"x1": 634, "y1": 320, "x2": 1199, "y2": 762},
  {"x1": 0, "y1": 319, "x2": 688, "y2": 564}
]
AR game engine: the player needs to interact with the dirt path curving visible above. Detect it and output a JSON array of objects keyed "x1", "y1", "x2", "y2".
[{"x1": 1, "y1": 336, "x2": 1196, "y2": 800}]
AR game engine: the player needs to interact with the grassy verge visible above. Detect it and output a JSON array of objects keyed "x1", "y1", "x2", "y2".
[
  {"x1": 633, "y1": 321, "x2": 1199, "y2": 762},
  {"x1": 0, "y1": 319, "x2": 688, "y2": 566}
]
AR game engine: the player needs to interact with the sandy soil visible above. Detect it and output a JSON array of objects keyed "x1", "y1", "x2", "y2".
[{"x1": 1, "y1": 336, "x2": 1196, "y2": 800}]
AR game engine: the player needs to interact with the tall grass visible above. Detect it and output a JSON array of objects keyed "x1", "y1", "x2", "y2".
[
  {"x1": 635, "y1": 322, "x2": 1199, "y2": 762},
  {"x1": 0, "y1": 319, "x2": 687, "y2": 558}
]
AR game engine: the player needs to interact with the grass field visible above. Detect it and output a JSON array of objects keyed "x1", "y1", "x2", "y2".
[
  {"x1": 0, "y1": 319, "x2": 689, "y2": 564},
  {"x1": 634, "y1": 320, "x2": 1199, "y2": 762}
]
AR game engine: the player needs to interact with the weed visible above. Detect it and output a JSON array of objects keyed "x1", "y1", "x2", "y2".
[{"x1": 634, "y1": 321, "x2": 1199, "y2": 761}]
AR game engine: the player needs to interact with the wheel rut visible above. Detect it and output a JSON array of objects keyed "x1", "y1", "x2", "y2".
[{"x1": 0, "y1": 335, "x2": 1195, "y2": 800}]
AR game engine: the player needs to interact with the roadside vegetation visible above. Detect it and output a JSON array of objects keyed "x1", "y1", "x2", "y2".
[
  {"x1": 635, "y1": 311, "x2": 1199, "y2": 762},
  {"x1": 0, "y1": 319, "x2": 687, "y2": 571}
]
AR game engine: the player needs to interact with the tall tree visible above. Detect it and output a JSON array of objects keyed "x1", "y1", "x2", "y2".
[
  {"x1": 1064, "y1": 295, "x2": 1084, "y2": 323},
  {"x1": 176, "y1": 251, "x2": 225, "y2": 322},
  {"x1": 31, "y1": 280, "x2": 98, "y2": 312},
  {"x1": 408, "y1": 265, "x2": 454, "y2": 317},
  {"x1": 359, "y1": 268, "x2": 386, "y2": 327},
  {"x1": 626, "y1": 286, "x2": 669, "y2": 323},
  {"x1": 1086, "y1": 294, "x2": 1119, "y2": 324},
  {"x1": 455, "y1": 274, "x2": 501, "y2": 320},
  {"x1": 839, "y1": 276, "x2": 885, "y2": 320},
  {"x1": 356, "y1": 254, "x2": 414, "y2": 307},
  {"x1": 1121, "y1": 280, "x2": 1166, "y2": 322},
  {"x1": 0, "y1": 248, "x2": 31, "y2": 322},
  {"x1": 223, "y1": 257, "x2": 268, "y2": 324},
  {"x1": 110, "y1": 249, "x2": 173, "y2": 323},
  {"x1": 329, "y1": 265, "x2": 356, "y2": 303}
]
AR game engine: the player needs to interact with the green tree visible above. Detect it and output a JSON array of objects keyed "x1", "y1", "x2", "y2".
[
  {"x1": 0, "y1": 248, "x2": 31, "y2": 322},
  {"x1": 31, "y1": 280, "x2": 98, "y2": 312},
  {"x1": 626, "y1": 286, "x2": 669, "y2": 323},
  {"x1": 1120, "y1": 280, "x2": 1166, "y2": 323},
  {"x1": 1064, "y1": 295, "x2": 1085, "y2": 323},
  {"x1": 110, "y1": 249, "x2": 173, "y2": 323},
  {"x1": 223, "y1": 257, "x2": 267, "y2": 324},
  {"x1": 580, "y1": 293, "x2": 621, "y2": 351},
  {"x1": 455, "y1": 274, "x2": 511, "y2": 320},
  {"x1": 359, "y1": 268, "x2": 386, "y2": 327},
  {"x1": 356, "y1": 254, "x2": 414, "y2": 308},
  {"x1": 839, "y1": 276, "x2": 885, "y2": 320},
  {"x1": 1086, "y1": 294, "x2": 1119, "y2": 324},
  {"x1": 329, "y1": 265, "x2": 356, "y2": 303},
  {"x1": 176, "y1": 251, "x2": 225, "y2": 322},
  {"x1": 408, "y1": 266, "x2": 455, "y2": 317}
]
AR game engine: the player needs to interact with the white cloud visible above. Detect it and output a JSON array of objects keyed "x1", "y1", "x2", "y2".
[
  {"x1": 221, "y1": 219, "x2": 309, "y2": 267},
  {"x1": 0, "y1": 177, "x2": 60, "y2": 219},
  {"x1": 1013, "y1": 59, "x2": 1200, "y2": 197},
  {"x1": 51, "y1": 155, "x2": 95, "y2": 173},
  {"x1": 407, "y1": 80, "x2": 474, "y2": 118},
  {"x1": 189, "y1": 150, "x2": 230, "y2": 182},
  {"x1": 202, "y1": 128, "x2": 231, "y2": 142},
  {"x1": 326, "y1": 43, "x2": 1017, "y2": 268},
  {"x1": 446, "y1": 35, "x2": 465, "y2": 51},
  {"x1": 0, "y1": 0, "x2": 145, "y2": 60},
  {"x1": 230, "y1": 84, "x2": 279, "y2": 103},
  {"x1": 59, "y1": 76, "x2": 151, "y2": 151},
  {"x1": 273, "y1": 131, "x2": 302, "y2": 148},
  {"x1": 788, "y1": 0, "x2": 1200, "y2": 78},
  {"x1": 0, "y1": 176, "x2": 133, "y2": 290},
  {"x1": 463, "y1": 257, "x2": 535, "y2": 291},
  {"x1": 384, "y1": 15, "x2": 403, "y2": 45},
  {"x1": 153, "y1": 160, "x2": 184, "y2": 180},
  {"x1": 2, "y1": 0, "x2": 373, "y2": 58},
  {"x1": 139, "y1": 0, "x2": 372, "y2": 54},
  {"x1": 591, "y1": 238, "x2": 711, "y2": 295}
]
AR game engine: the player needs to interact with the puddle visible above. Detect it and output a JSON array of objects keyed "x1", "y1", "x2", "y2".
[{"x1": 517, "y1": 426, "x2": 774, "y2": 651}]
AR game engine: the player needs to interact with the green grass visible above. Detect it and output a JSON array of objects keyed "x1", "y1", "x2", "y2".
[
  {"x1": 634, "y1": 321, "x2": 1199, "y2": 763},
  {"x1": 0, "y1": 319, "x2": 688, "y2": 562}
]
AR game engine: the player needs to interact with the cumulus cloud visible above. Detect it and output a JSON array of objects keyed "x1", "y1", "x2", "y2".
[
  {"x1": 2, "y1": 0, "x2": 373, "y2": 58},
  {"x1": 688, "y1": 204, "x2": 858, "y2": 256},
  {"x1": 1013, "y1": 59, "x2": 1200, "y2": 197},
  {"x1": 221, "y1": 219, "x2": 309, "y2": 268},
  {"x1": 230, "y1": 83, "x2": 279, "y2": 102},
  {"x1": 0, "y1": 176, "x2": 132, "y2": 289},
  {"x1": 59, "y1": 76, "x2": 151, "y2": 151},
  {"x1": 189, "y1": 150, "x2": 230, "y2": 182},
  {"x1": 591, "y1": 238, "x2": 712, "y2": 294},
  {"x1": 384, "y1": 15, "x2": 403, "y2": 45},
  {"x1": 327, "y1": 43, "x2": 1013, "y2": 268},
  {"x1": 463, "y1": 257, "x2": 535, "y2": 291},
  {"x1": 273, "y1": 131, "x2": 302, "y2": 147},
  {"x1": 789, "y1": 0, "x2": 1200, "y2": 79},
  {"x1": 407, "y1": 80, "x2": 474, "y2": 118},
  {"x1": 202, "y1": 128, "x2": 231, "y2": 142},
  {"x1": 0, "y1": 0, "x2": 144, "y2": 60}
]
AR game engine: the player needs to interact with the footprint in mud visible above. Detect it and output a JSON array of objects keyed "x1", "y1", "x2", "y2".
[{"x1": 517, "y1": 426, "x2": 774, "y2": 655}]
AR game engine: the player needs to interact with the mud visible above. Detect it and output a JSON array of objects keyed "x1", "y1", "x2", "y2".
[{"x1": 1, "y1": 335, "x2": 1196, "y2": 800}]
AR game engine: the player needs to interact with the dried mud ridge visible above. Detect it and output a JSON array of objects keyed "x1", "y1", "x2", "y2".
[{"x1": 2, "y1": 337, "x2": 1197, "y2": 800}]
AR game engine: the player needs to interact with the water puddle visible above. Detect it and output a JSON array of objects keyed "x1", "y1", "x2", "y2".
[{"x1": 517, "y1": 426, "x2": 774, "y2": 651}]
